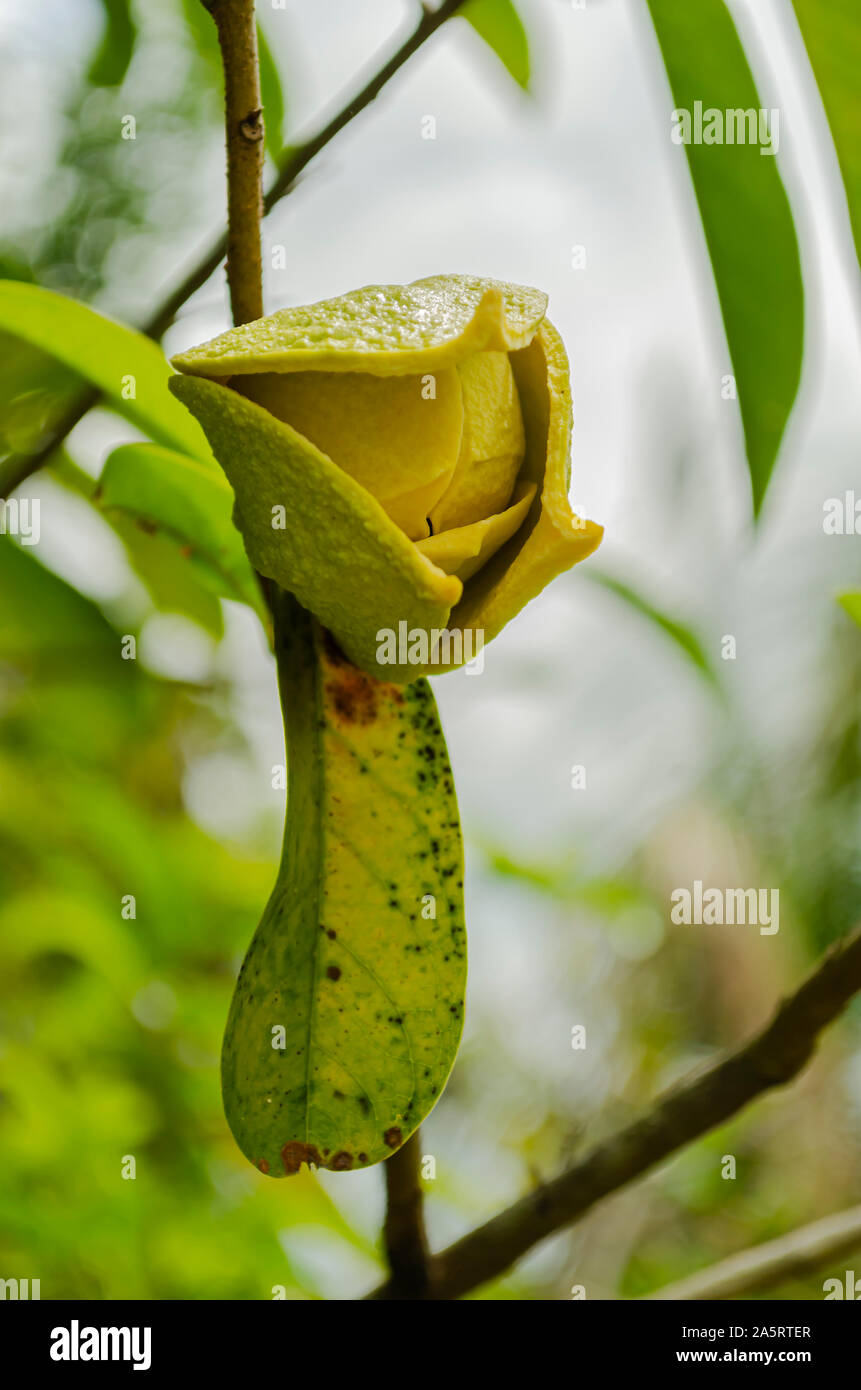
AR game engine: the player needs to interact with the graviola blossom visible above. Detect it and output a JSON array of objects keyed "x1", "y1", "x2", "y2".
[{"x1": 169, "y1": 275, "x2": 602, "y2": 680}]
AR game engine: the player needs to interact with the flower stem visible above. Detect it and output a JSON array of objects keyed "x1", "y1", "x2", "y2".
[
  {"x1": 383, "y1": 1130, "x2": 431, "y2": 1298},
  {"x1": 201, "y1": 0, "x2": 269, "y2": 622}
]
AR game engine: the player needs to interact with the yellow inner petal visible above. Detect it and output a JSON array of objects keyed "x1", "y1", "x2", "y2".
[
  {"x1": 416, "y1": 483, "x2": 536, "y2": 584},
  {"x1": 236, "y1": 368, "x2": 463, "y2": 541},
  {"x1": 429, "y1": 351, "x2": 525, "y2": 533}
]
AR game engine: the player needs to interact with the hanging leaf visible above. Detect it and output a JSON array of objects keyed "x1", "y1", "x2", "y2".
[
  {"x1": 0, "y1": 281, "x2": 212, "y2": 463},
  {"x1": 97, "y1": 443, "x2": 264, "y2": 618},
  {"x1": 646, "y1": 0, "x2": 804, "y2": 514},
  {"x1": 463, "y1": 0, "x2": 530, "y2": 91},
  {"x1": 222, "y1": 591, "x2": 466, "y2": 1175}
]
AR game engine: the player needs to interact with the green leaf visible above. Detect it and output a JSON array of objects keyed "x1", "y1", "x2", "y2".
[
  {"x1": 97, "y1": 443, "x2": 264, "y2": 617},
  {"x1": 0, "y1": 331, "x2": 83, "y2": 457},
  {"x1": 88, "y1": 0, "x2": 136, "y2": 88},
  {"x1": 646, "y1": 0, "x2": 804, "y2": 514},
  {"x1": 838, "y1": 591, "x2": 861, "y2": 627},
  {"x1": 0, "y1": 538, "x2": 119, "y2": 666},
  {"x1": 792, "y1": 0, "x2": 861, "y2": 275},
  {"x1": 116, "y1": 521, "x2": 226, "y2": 637},
  {"x1": 589, "y1": 570, "x2": 720, "y2": 689},
  {"x1": 463, "y1": 0, "x2": 530, "y2": 91},
  {"x1": 257, "y1": 23, "x2": 287, "y2": 160},
  {"x1": 222, "y1": 591, "x2": 466, "y2": 1175},
  {"x1": 180, "y1": 0, "x2": 222, "y2": 72},
  {"x1": 0, "y1": 281, "x2": 211, "y2": 463},
  {"x1": 49, "y1": 450, "x2": 224, "y2": 637}
]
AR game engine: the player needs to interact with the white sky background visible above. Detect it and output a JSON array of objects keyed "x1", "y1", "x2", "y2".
[{"x1": 2, "y1": 0, "x2": 860, "y2": 1296}]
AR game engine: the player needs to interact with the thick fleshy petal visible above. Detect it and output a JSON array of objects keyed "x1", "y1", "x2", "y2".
[
  {"x1": 413, "y1": 319, "x2": 603, "y2": 675},
  {"x1": 168, "y1": 374, "x2": 461, "y2": 682},
  {"x1": 429, "y1": 350, "x2": 524, "y2": 532},
  {"x1": 416, "y1": 483, "x2": 535, "y2": 583},
  {"x1": 235, "y1": 367, "x2": 463, "y2": 541},
  {"x1": 170, "y1": 275, "x2": 548, "y2": 379}
]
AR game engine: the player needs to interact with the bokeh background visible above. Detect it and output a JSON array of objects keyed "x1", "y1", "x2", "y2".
[{"x1": 1, "y1": 0, "x2": 860, "y2": 1299}]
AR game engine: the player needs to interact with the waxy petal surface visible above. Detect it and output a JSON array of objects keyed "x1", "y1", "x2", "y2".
[
  {"x1": 171, "y1": 275, "x2": 548, "y2": 379},
  {"x1": 236, "y1": 367, "x2": 463, "y2": 541}
]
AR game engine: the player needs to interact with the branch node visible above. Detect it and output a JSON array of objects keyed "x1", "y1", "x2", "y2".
[{"x1": 239, "y1": 109, "x2": 264, "y2": 143}]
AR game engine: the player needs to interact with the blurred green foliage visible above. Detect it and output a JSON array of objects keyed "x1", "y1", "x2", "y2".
[{"x1": 0, "y1": 544, "x2": 384, "y2": 1297}]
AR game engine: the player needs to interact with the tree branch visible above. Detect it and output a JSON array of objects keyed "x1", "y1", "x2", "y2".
[
  {"x1": 0, "y1": 0, "x2": 470, "y2": 499},
  {"x1": 200, "y1": 0, "x2": 268, "y2": 627},
  {"x1": 368, "y1": 924, "x2": 861, "y2": 1299},
  {"x1": 203, "y1": 0, "x2": 265, "y2": 327},
  {"x1": 381, "y1": 1130, "x2": 431, "y2": 1299},
  {"x1": 148, "y1": 0, "x2": 469, "y2": 341},
  {"x1": 643, "y1": 1203, "x2": 861, "y2": 1301}
]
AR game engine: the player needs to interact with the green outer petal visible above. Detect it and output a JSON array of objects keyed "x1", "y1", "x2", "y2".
[
  {"x1": 415, "y1": 319, "x2": 603, "y2": 676},
  {"x1": 170, "y1": 275, "x2": 548, "y2": 379},
  {"x1": 168, "y1": 374, "x2": 461, "y2": 683}
]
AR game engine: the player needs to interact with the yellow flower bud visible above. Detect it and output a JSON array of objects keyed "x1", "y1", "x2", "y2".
[{"x1": 169, "y1": 274, "x2": 602, "y2": 680}]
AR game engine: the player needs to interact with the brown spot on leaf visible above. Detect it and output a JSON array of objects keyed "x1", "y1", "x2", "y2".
[
  {"x1": 325, "y1": 669, "x2": 378, "y2": 726},
  {"x1": 281, "y1": 1140, "x2": 322, "y2": 1175},
  {"x1": 256, "y1": 1158, "x2": 270, "y2": 1174},
  {"x1": 383, "y1": 1127, "x2": 403, "y2": 1150},
  {"x1": 331, "y1": 1151, "x2": 353, "y2": 1170},
  {"x1": 326, "y1": 964, "x2": 341, "y2": 981}
]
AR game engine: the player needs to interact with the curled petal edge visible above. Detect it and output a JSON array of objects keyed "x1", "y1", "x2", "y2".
[{"x1": 170, "y1": 275, "x2": 549, "y2": 380}]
